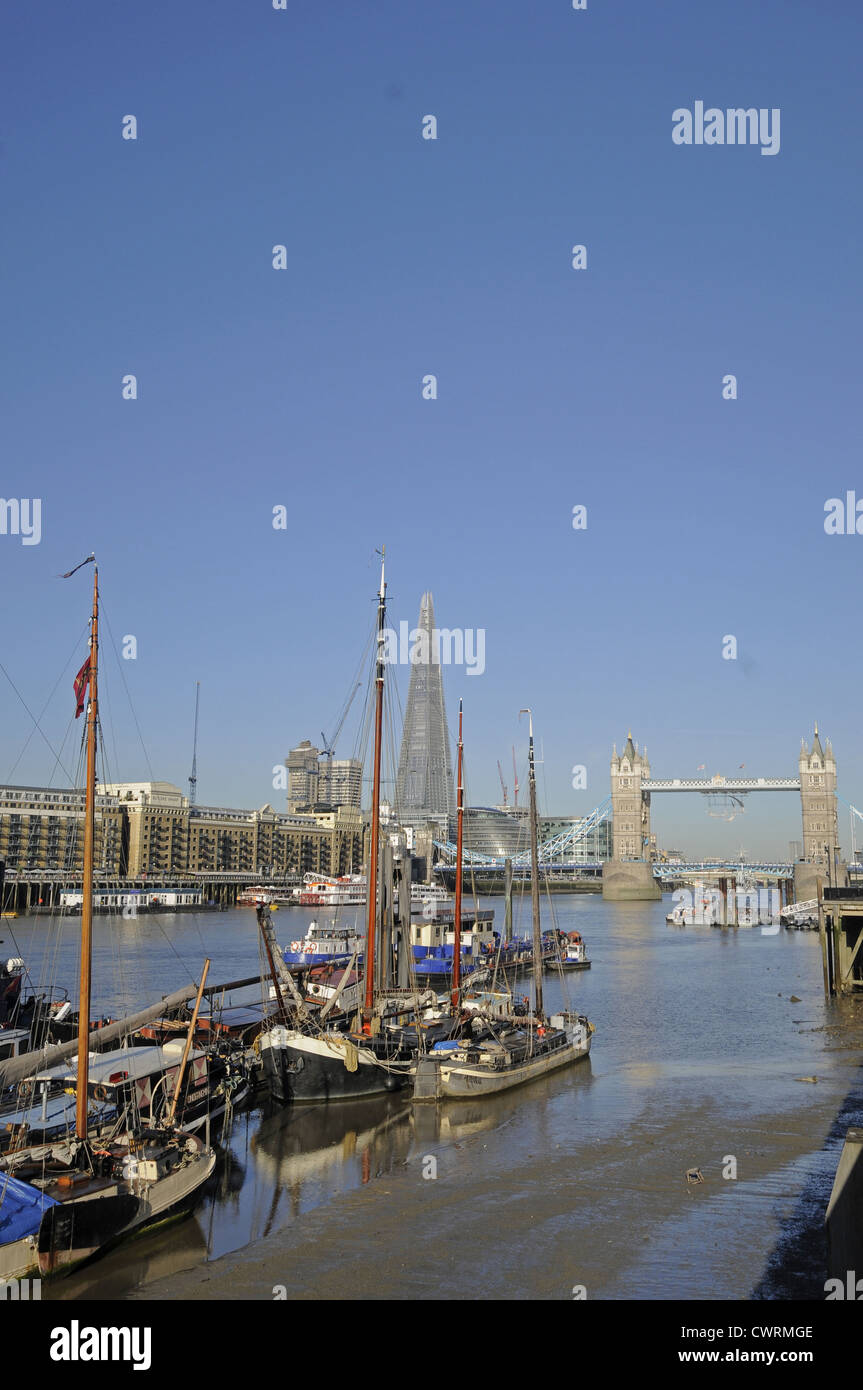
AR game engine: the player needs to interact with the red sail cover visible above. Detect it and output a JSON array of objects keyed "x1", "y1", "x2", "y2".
[{"x1": 73, "y1": 657, "x2": 91, "y2": 718}]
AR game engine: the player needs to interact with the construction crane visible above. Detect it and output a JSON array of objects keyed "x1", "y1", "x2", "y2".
[
  {"x1": 497, "y1": 760, "x2": 508, "y2": 807},
  {"x1": 512, "y1": 746, "x2": 519, "y2": 809},
  {"x1": 188, "y1": 681, "x2": 200, "y2": 806},
  {"x1": 320, "y1": 682, "x2": 362, "y2": 761}
]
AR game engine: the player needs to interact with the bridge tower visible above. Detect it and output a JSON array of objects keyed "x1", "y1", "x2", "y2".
[
  {"x1": 603, "y1": 732, "x2": 661, "y2": 900},
  {"x1": 795, "y1": 726, "x2": 843, "y2": 900}
]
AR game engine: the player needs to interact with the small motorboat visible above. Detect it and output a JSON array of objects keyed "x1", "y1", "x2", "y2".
[{"x1": 558, "y1": 931, "x2": 591, "y2": 970}]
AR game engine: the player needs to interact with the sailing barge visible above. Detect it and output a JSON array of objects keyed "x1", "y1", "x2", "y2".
[
  {"x1": 0, "y1": 558, "x2": 215, "y2": 1279},
  {"x1": 412, "y1": 709, "x2": 594, "y2": 1102}
]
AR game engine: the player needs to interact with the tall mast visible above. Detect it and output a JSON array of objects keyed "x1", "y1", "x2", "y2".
[
  {"x1": 520, "y1": 709, "x2": 543, "y2": 1019},
  {"x1": 363, "y1": 549, "x2": 386, "y2": 1026},
  {"x1": 76, "y1": 565, "x2": 99, "y2": 1140},
  {"x1": 451, "y1": 699, "x2": 464, "y2": 1008}
]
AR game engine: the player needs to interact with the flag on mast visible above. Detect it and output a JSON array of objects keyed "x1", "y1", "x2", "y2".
[
  {"x1": 59, "y1": 554, "x2": 95, "y2": 580},
  {"x1": 74, "y1": 658, "x2": 91, "y2": 718}
]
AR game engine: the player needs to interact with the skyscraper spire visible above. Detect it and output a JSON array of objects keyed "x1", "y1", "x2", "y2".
[{"x1": 395, "y1": 592, "x2": 455, "y2": 829}]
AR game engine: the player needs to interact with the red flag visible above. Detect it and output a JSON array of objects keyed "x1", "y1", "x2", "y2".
[{"x1": 74, "y1": 657, "x2": 91, "y2": 718}]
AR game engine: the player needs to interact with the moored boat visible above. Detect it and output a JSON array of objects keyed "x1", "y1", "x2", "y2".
[
  {"x1": 293, "y1": 873, "x2": 366, "y2": 907},
  {"x1": 282, "y1": 918, "x2": 364, "y2": 968},
  {"x1": 780, "y1": 898, "x2": 819, "y2": 930},
  {"x1": 558, "y1": 930, "x2": 591, "y2": 970},
  {"x1": 412, "y1": 709, "x2": 594, "y2": 1103},
  {"x1": 0, "y1": 558, "x2": 215, "y2": 1278}
]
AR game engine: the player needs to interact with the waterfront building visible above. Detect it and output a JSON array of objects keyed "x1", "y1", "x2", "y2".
[
  {"x1": 0, "y1": 781, "x2": 363, "y2": 882},
  {"x1": 394, "y1": 592, "x2": 455, "y2": 834},
  {"x1": 0, "y1": 784, "x2": 124, "y2": 875}
]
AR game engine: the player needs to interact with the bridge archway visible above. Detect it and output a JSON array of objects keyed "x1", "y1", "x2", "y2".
[{"x1": 602, "y1": 729, "x2": 842, "y2": 901}]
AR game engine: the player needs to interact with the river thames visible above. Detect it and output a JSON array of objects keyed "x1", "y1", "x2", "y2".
[{"x1": 7, "y1": 892, "x2": 862, "y2": 1302}]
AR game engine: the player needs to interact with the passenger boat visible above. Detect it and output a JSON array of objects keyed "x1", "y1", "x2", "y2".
[
  {"x1": 0, "y1": 558, "x2": 215, "y2": 1279},
  {"x1": 412, "y1": 709, "x2": 594, "y2": 1102},
  {"x1": 237, "y1": 885, "x2": 296, "y2": 907},
  {"x1": 282, "y1": 918, "x2": 365, "y2": 968},
  {"x1": 60, "y1": 888, "x2": 203, "y2": 912},
  {"x1": 665, "y1": 885, "x2": 723, "y2": 926},
  {"x1": 409, "y1": 908, "x2": 497, "y2": 984},
  {"x1": 780, "y1": 898, "x2": 819, "y2": 930},
  {"x1": 293, "y1": 873, "x2": 366, "y2": 907}
]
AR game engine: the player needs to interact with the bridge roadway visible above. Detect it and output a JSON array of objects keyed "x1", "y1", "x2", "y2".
[
  {"x1": 651, "y1": 861, "x2": 793, "y2": 880},
  {"x1": 643, "y1": 778, "x2": 800, "y2": 793}
]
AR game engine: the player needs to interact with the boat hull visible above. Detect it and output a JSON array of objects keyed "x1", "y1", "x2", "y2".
[
  {"x1": 0, "y1": 1234, "x2": 40, "y2": 1282},
  {"x1": 260, "y1": 1028, "x2": 410, "y2": 1103},
  {"x1": 413, "y1": 1034, "x2": 591, "y2": 1102},
  {"x1": 36, "y1": 1142, "x2": 216, "y2": 1277}
]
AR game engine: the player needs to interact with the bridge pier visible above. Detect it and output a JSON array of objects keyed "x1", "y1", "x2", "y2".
[{"x1": 602, "y1": 859, "x2": 661, "y2": 901}]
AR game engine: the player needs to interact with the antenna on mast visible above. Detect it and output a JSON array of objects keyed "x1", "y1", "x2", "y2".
[{"x1": 189, "y1": 681, "x2": 200, "y2": 805}]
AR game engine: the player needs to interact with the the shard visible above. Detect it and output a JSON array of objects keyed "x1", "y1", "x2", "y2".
[{"x1": 395, "y1": 592, "x2": 455, "y2": 831}]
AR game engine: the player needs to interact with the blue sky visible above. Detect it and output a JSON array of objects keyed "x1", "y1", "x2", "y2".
[{"x1": 2, "y1": 0, "x2": 862, "y2": 858}]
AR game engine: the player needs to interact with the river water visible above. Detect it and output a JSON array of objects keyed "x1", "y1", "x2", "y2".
[{"x1": 6, "y1": 893, "x2": 862, "y2": 1302}]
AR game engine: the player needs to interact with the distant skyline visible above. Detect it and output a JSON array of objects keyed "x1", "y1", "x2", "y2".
[{"x1": 2, "y1": 1, "x2": 861, "y2": 859}]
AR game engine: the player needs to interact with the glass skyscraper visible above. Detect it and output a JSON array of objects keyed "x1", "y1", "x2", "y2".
[{"x1": 394, "y1": 592, "x2": 456, "y2": 832}]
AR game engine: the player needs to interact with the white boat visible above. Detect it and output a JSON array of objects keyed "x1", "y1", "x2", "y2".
[
  {"x1": 558, "y1": 931, "x2": 591, "y2": 970},
  {"x1": 780, "y1": 899, "x2": 819, "y2": 930},
  {"x1": 293, "y1": 873, "x2": 366, "y2": 907}
]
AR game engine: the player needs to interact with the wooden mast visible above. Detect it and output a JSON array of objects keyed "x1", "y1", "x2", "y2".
[
  {"x1": 76, "y1": 564, "x2": 99, "y2": 1140},
  {"x1": 363, "y1": 549, "x2": 386, "y2": 1028},
  {"x1": 520, "y1": 708, "x2": 544, "y2": 1020},
  {"x1": 451, "y1": 699, "x2": 464, "y2": 1009},
  {"x1": 167, "y1": 958, "x2": 210, "y2": 1126}
]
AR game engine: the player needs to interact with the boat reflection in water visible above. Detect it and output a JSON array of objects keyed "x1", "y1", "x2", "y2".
[
  {"x1": 251, "y1": 1096, "x2": 412, "y2": 1221},
  {"x1": 46, "y1": 1209, "x2": 210, "y2": 1301}
]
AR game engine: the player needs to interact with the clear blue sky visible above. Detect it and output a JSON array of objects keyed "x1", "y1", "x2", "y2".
[{"x1": 2, "y1": 0, "x2": 861, "y2": 858}]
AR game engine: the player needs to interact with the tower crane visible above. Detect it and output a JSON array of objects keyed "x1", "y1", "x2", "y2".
[
  {"x1": 512, "y1": 746, "x2": 519, "y2": 809},
  {"x1": 320, "y1": 682, "x2": 362, "y2": 760},
  {"x1": 497, "y1": 760, "x2": 508, "y2": 807}
]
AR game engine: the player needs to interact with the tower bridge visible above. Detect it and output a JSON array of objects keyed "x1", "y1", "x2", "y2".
[{"x1": 604, "y1": 728, "x2": 841, "y2": 902}]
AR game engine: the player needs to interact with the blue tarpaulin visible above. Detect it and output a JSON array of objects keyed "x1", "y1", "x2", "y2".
[{"x1": 0, "y1": 1172, "x2": 57, "y2": 1244}]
